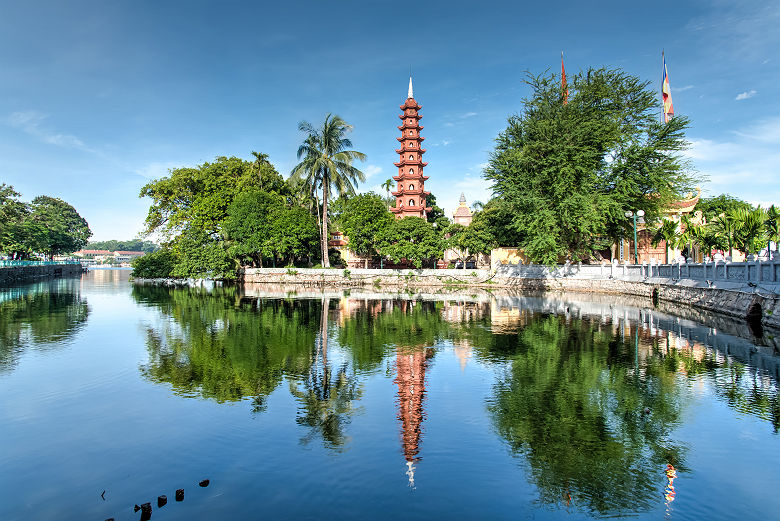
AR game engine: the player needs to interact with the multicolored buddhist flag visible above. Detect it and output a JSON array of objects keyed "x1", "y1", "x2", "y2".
[
  {"x1": 561, "y1": 51, "x2": 569, "y2": 105},
  {"x1": 662, "y1": 52, "x2": 674, "y2": 122}
]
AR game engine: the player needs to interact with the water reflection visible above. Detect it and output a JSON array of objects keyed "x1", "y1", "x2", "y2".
[
  {"x1": 0, "y1": 279, "x2": 88, "y2": 372},
  {"x1": 132, "y1": 284, "x2": 779, "y2": 514}
]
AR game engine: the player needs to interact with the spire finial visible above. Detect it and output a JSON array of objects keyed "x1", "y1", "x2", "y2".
[
  {"x1": 459, "y1": 192, "x2": 466, "y2": 204},
  {"x1": 408, "y1": 76, "x2": 414, "y2": 99}
]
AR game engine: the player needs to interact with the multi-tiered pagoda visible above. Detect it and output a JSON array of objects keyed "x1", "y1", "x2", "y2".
[{"x1": 391, "y1": 78, "x2": 432, "y2": 219}]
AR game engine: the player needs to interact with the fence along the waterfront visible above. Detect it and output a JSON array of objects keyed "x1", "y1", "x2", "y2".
[
  {"x1": 495, "y1": 258, "x2": 780, "y2": 287},
  {"x1": 0, "y1": 260, "x2": 82, "y2": 268}
]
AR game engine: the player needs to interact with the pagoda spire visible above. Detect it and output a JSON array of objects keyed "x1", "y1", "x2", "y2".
[{"x1": 391, "y1": 78, "x2": 432, "y2": 219}]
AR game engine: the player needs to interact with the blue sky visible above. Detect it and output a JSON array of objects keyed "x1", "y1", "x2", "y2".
[{"x1": 1, "y1": 0, "x2": 778, "y2": 241}]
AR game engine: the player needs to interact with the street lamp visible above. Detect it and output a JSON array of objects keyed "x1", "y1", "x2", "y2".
[{"x1": 624, "y1": 210, "x2": 645, "y2": 264}]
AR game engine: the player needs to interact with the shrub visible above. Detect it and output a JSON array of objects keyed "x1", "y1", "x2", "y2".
[{"x1": 131, "y1": 249, "x2": 176, "y2": 279}]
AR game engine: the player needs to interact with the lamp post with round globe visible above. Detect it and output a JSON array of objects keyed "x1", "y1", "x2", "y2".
[{"x1": 625, "y1": 210, "x2": 645, "y2": 264}]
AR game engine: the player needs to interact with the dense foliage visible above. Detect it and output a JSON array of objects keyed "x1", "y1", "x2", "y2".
[
  {"x1": 130, "y1": 249, "x2": 176, "y2": 279},
  {"x1": 377, "y1": 217, "x2": 444, "y2": 268},
  {"x1": 86, "y1": 239, "x2": 159, "y2": 253},
  {"x1": 485, "y1": 68, "x2": 698, "y2": 263},
  {"x1": 0, "y1": 184, "x2": 92, "y2": 259},
  {"x1": 336, "y1": 193, "x2": 394, "y2": 261}
]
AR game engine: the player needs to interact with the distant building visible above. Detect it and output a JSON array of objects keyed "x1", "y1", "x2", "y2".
[
  {"x1": 113, "y1": 251, "x2": 145, "y2": 264},
  {"x1": 452, "y1": 193, "x2": 473, "y2": 226},
  {"x1": 390, "y1": 77, "x2": 432, "y2": 220}
]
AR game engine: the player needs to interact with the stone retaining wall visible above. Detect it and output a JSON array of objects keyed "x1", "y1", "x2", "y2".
[
  {"x1": 0, "y1": 264, "x2": 83, "y2": 286},
  {"x1": 240, "y1": 266, "x2": 780, "y2": 330}
]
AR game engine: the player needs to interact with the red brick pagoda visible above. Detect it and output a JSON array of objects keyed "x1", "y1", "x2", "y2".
[{"x1": 391, "y1": 77, "x2": 432, "y2": 219}]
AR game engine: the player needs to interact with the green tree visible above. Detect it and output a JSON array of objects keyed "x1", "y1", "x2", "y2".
[
  {"x1": 695, "y1": 194, "x2": 753, "y2": 222},
  {"x1": 471, "y1": 198, "x2": 524, "y2": 247},
  {"x1": 291, "y1": 114, "x2": 366, "y2": 268},
  {"x1": 377, "y1": 217, "x2": 444, "y2": 268},
  {"x1": 765, "y1": 205, "x2": 779, "y2": 256},
  {"x1": 268, "y1": 205, "x2": 320, "y2": 266},
  {"x1": 338, "y1": 192, "x2": 393, "y2": 267},
  {"x1": 485, "y1": 68, "x2": 697, "y2": 264},
  {"x1": 425, "y1": 193, "x2": 447, "y2": 226},
  {"x1": 731, "y1": 207, "x2": 766, "y2": 256},
  {"x1": 381, "y1": 178, "x2": 394, "y2": 206},
  {"x1": 131, "y1": 249, "x2": 176, "y2": 279},
  {"x1": 27, "y1": 196, "x2": 92, "y2": 258},
  {"x1": 140, "y1": 155, "x2": 286, "y2": 278},
  {"x1": 651, "y1": 219, "x2": 679, "y2": 263},
  {"x1": 223, "y1": 189, "x2": 285, "y2": 267},
  {"x1": 446, "y1": 220, "x2": 497, "y2": 263}
]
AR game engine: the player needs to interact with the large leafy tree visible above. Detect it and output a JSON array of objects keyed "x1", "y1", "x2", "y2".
[
  {"x1": 27, "y1": 196, "x2": 92, "y2": 259},
  {"x1": 291, "y1": 114, "x2": 366, "y2": 268},
  {"x1": 695, "y1": 194, "x2": 753, "y2": 222},
  {"x1": 140, "y1": 155, "x2": 286, "y2": 278},
  {"x1": 223, "y1": 189, "x2": 285, "y2": 267},
  {"x1": 268, "y1": 206, "x2": 320, "y2": 266},
  {"x1": 446, "y1": 221, "x2": 497, "y2": 263},
  {"x1": 377, "y1": 217, "x2": 444, "y2": 268},
  {"x1": 485, "y1": 68, "x2": 697, "y2": 264},
  {"x1": 337, "y1": 192, "x2": 393, "y2": 266}
]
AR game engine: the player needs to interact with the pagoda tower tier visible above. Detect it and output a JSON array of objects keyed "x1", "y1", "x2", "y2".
[{"x1": 391, "y1": 77, "x2": 432, "y2": 218}]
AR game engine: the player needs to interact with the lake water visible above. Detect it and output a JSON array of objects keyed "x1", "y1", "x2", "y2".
[{"x1": 1, "y1": 269, "x2": 778, "y2": 521}]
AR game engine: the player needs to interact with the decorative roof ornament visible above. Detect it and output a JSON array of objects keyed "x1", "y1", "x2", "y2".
[
  {"x1": 408, "y1": 76, "x2": 414, "y2": 99},
  {"x1": 459, "y1": 192, "x2": 466, "y2": 203}
]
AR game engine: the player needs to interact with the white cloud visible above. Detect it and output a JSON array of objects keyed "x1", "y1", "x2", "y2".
[
  {"x1": 735, "y1": 89, "x2": 757, "y2": 100},
  {"x1": 443, "y1": 122, "x2": 455, "y2": 127},
  {"x1": 675, "y1": 85, "x2": 695, "y2": 92},
  {"x1": 6, "y1": 110, "x2": 91, "y2": 151},
  {"x1": 363, "y1": 164, "x2": 382, "y2": 179},
  {"x1": 684, "y1": 116, "x2": 780, "y2": 205},
  {"x1": 134, "y1": 161, "x2": 183, "y2": 180},
  {"x1": 460, "y1": 112, "x2": 478, "y2": 119}
]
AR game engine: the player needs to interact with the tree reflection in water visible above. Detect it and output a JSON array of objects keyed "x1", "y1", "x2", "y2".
[
  {"x1": 132, "y1": 285, "x2": 779, "y2": 509},
  {"x1": 0, "y1": 280, "x2": 89, "y2": 372}
]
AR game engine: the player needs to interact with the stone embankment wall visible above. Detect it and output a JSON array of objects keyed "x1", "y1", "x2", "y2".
[
  {"x1": 0, "y1": 264, "x2": 83, "y2": 286},
  {"x1": 241, "y1": 260, "x2": 780, "y2": 329}
]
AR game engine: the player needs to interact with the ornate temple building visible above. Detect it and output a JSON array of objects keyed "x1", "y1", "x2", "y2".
[{"x1": 391, "y1": 78, "x2": 432, "y2": 219}]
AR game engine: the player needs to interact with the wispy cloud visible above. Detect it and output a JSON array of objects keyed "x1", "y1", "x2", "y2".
[
  {"x1": 685, "y1": 116, "x2": 780, "y2": 205},
  {"x1": 460, "y1": 112, "x2": 478, "y2": 119},
  {"x1": 134, "y1": 161, "x2": 182, "y2": 180},
  {"x1": 675, "y1": 85, "x2": 695, "y2": 92},
  {"x1": 443, "y1": 122, "x2": 455, "y2": 127},
  {"x1": 735, "y1": 89, "x2": 757, "y2": 100},
  {"x1": 363, "y1": 164, "x2": 382, "y2": 179},
  {"x1": 6, "y1": 111, "x2": 93, "y2": 151}
]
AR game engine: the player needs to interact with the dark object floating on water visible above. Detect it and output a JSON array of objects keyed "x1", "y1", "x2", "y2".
[
  {"x1": 199, "y1": 479, "x2": 210, "y2": 487},
  {"x1": 140, "y1": 502, "x2": 152, "y2": 520},
  {"x1": 101, "y1": 489, "x2": 106, "y2": 500},
  {"x1": 134, "y1": 504, "x2": 141, "y2": 512},
  {"x1": 175, "y1": 489, "x2": 184, "y2": 501},
  {"x1": 157, "y1": 495, "x2": 167, "y2": 508},
  {"x1": 105, "y1": 518, "x2": 114, "y2": 521}
]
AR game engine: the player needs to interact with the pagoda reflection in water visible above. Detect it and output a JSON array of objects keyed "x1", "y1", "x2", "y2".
[{"x1": 394, "y1": 344, "x2": 433, "y2": 487}]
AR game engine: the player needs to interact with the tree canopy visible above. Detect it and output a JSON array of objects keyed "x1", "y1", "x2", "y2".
[
  {"x1": 485, "y1": 67, "x2": 698, "y2": 263},
  {"x1": 336, "y1": 192, "x2": 393, "y2": 258},
  {"x1": 377, "y1": 217, "x2": 444, "y2": 268}
]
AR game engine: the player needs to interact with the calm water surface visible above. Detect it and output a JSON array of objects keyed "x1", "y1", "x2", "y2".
[{"x1": 1, "y1": 270, "x2": 778, "y2": 520}]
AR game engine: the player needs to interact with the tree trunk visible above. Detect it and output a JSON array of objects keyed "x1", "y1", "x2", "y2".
[{"x1": 321, "y1": 183, "x2": 330, "y2": 268}]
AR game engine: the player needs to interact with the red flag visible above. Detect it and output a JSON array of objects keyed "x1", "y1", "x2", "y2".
[{"x1": 561, "y1": 51, "x2": 569, "y2": 105}]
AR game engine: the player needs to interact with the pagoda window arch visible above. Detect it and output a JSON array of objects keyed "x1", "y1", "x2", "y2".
[
  {"x1": 409, "y1": 168, "x2": 414, "y2": 175},
  {"x1": 409, "y1": 154, "x2": 414, "y2": 160},
  {"x1": 409, "y1": 184, "x2": 415, "y2": 191},
  {"x1": 409, "y1": 199, "x2": 415, "y2": 207},
  {"x1": 398, "y1": 183, "x2": 403, "y2": 190}
]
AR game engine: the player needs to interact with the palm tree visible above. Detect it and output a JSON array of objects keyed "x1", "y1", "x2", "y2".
[
  {"x1": 471, "y1": 200, "x2": 485, "y2": 212},
  {"x1": 765, "y1": 205, "x2": 779, "y2": 256},
  {"x1": 712, "y1": 213, "x2": 736, "y2": 259},
  {"x1": 731, "y1": 207, "x2": 766, "y2": 257},
  {"x1": 651, "y1": 219, "x2": 679, "y2": 263},
  {"x1": 381, "y1": 178, "x2": 394, "y2": 206},
  {"x1": 251, "y1": 151, "x2": 270, "y2": 190},
  {"x1": 688, "y1": 224, "x2": 725, "y2": 260},
  {"x1": 291, "y1": 115, "x2": 366, "y2": 267}
]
